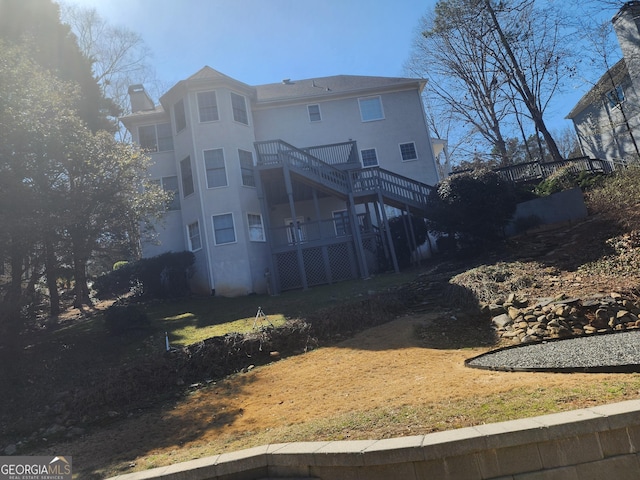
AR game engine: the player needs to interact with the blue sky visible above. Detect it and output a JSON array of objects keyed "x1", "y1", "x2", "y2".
[
  {"x1": 65, "y1": 0, "x2": 619, "y2": 132},
  {"x1": 67, "y1": 0, "x2": 435, "y2": 86}
]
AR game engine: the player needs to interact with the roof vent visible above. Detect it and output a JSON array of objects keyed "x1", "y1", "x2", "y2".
[{"x1": 282, "y1": 79, "x2": 292, "y2": 85}]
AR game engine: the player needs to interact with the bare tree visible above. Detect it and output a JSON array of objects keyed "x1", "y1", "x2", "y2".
[
  {"x1": 60, "y1": 3, "x2": 161, "y2": 137},
  {"x1": 408, "y1": 8, "x2": 513, "y2": 166},
  {"x1": 479, "y1": 0, "x2": 567, "y2": 163},
  {"x1": 410, "y1": 0, "x2": 572, "y2": 165}
]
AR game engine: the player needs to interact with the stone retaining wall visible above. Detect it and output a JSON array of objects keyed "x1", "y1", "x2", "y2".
[{"x1": 107, "y1": 399, "x2": 640, "y2": 480}]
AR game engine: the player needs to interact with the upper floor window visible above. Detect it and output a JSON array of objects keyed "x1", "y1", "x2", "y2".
[
  {"x1": 174, "y1": 98, "x2": 187, "y2": 133},
  {"x1": 212, "y1": 213, "x2": 236, "y2": 245},
  {"x1": 204, "y1": 148, "x2": 227, "y2": 188},
  {"x1": 358, "y1": 96, "x2": 384, "y2": 122},
  {"x1": 399, "y1": 142, "x2": 418, "y2": 162},
  {"x1": 138, "y1": 123, "x2": 173, "y2": 152},
  {"x1": 230, "y1": 92, "x2": 249, "y2": 125},
  {"x1": 151, "y1": 176, "x2": 180, "y2": 210},
  {"x1": 187, "y1": 221, "x2": 202, "y2": 251},
  {"x1": 198, "y1": 91, "x2": 219, "y2": 122},
  {"x1": 361, "y1": 148, "x2": 378, "y2": 167},
  {"x1": 606, "y1": 85, "x2": 625, "y2": 109},
  {"x1": 180, "y1": 156, "x2": 194, "y2": 197},
  {"x1": 238, "y1": 149, "x2": 255, "y2": 187},
  {"x1": 307, "y1": 104, "x2": 322, "y2": 122}
]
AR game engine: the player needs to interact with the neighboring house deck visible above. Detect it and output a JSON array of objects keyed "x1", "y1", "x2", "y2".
[{"x1": 453, "y1": 157, "x2": 616, "y2": 185}]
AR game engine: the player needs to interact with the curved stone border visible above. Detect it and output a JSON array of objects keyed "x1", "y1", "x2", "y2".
[
  {"x1": 465, "y1": 329, "x2": 640, "y2": 373},
  {"x1": 107, "y1": 400, "x2": 640, "y2": 480}
]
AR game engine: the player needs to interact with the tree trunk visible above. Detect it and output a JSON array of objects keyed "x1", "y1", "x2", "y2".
[
  {"x1": 483, "y1": 0, "x2": 564, "y2": 163},
  {"x1": 44, "y1": 238, "x2": 61, "y2": 317},
  {"x1": 1, "y1": 237, "x2": 25, "y2": 343}
]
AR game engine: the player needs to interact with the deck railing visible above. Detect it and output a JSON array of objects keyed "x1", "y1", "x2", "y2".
[
  {"x1": 453, "y1": 157, "x2": 616, "y2": 184},
  {"x1": 301, "y1": 141, "x2": 359, "y2": 167},
  {"x1": 255, "y1": 140, "x2": 350, "y2": 194},
  {"x1": 255, "y1": 139, "x2": 434, "y2": 211},
  {"x1": 350, "y1": 167, "x2": 433, "y2": 209}
]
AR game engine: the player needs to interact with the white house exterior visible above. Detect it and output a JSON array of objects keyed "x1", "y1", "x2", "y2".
[
  {"x1": 567, "y1": 1, "x2": 640, "y2": 163},
  {"x1": 121, "y1": 68, "x2": 441, "y2": 296}
]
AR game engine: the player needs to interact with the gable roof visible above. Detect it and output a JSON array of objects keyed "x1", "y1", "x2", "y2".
[
  {"x1": 255, "y1": 75, "x2": 426, "y2": 104},
  {"x1": 566, "y1": 58, "x2": 628, "y2": 119}
]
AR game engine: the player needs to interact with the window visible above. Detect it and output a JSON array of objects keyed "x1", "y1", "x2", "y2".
[
  {"x1": 161, "y1": 176, "x2": 180, "y2": 210},
  {"x1": 333, "y1": 210, "x2": 351, "y2": 236},
  {"x1": 174, "y1": 98, "x2": 187, "y2": 133},
  {"x1": 212, "y1": 213, "x2": 236, "y2": 245},
  {"x1": 204, "y1": 148, "x2": 227, "y2": 188},
  {"x1": 138, "y1": 123, "x2": 173, "y2": 152},
  {"x1": 187, "y1": 221, "x2": 202, "y2": 251},
  {"x1": 285, "y1": 217, "x2": 306, "y2": 244},
  {"x1": 307, "y1": 104, "x2": 321, "y2": 122},
  {"x1": 399, "y1": 142, "x2": 418, "y2": 161},
  {"x1": 358, "y1": 96, "x2": 384, "y2": 122},
  {"x1": 606, "y1": 85, "x2": 625, "y2": 109},
  {"x1": 238, "y1": 149, "x2": 255, "y2": 187},
  {"x1": 247, "y1": 213, "x2": 265, "y2": 242},
  {"x1": 150, "y1": 177, "x2": 180, "y2": 211},
  {"x1": 197, "y1": 91, "x2": 219, "y2": 122},
  {"x1": 361, "y1": 148, "x2": 378, "y2": 167},
  {"x1": 230, "y1": 92, "x2": 248, "y2": 125},
  {"x1": 180, "y1": 156, "x2": 194, "y2": 197},
  {"x1": 156, "y1": 123, "x2": 174, "y2": 151}
]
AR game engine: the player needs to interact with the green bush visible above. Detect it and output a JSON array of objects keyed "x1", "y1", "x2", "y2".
[
  {"x1": 535, "y1": 168, "x2": 605, "y2": 196},
  {"x1": 426, "y1": 168, "x2": 517, "y2": 251},
  {"x1": 103, "y1": 304, "x2": 150, "y2": 336},
  {"x1": 93, "y1": 251, "x2": 195, "y2": 300}
]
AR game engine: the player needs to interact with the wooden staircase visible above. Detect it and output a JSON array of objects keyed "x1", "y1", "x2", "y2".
[{"x1": 254, "y1": 139, "x2": 433, "y2": 214}]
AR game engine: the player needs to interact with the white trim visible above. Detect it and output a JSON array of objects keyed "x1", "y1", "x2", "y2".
[
  {"x1": 203, "y1": 147, "x2": 229, "y2": 189},
  {"x1": 197, "y1": 90, "x2": 220, "y2": 123},
  {"x1": 360, "y1": 147, "x2": 379, "y2": 167},
  {"x1": 238, "y1": 148, "x2": 257, "y2": 188},
  {"x1": 212, "y1": 212, "x2": 237, "y2": 245},
  {"x1": 230, "y1": 91, "x2": 250, "y2": 126},
  {"x1": 399, "y1": 141, "x2": 418, "y2": 162},
  {"x1": 358, "y1": 95, "x2": 384, "y2": 122},
  {"x1": 307, "y1": 103, "x2": 322, "y2": 122},
  {"x1": 247, "y1": 212, "x2": 266, "y2": 242},
  {"x1": 186, "y1": 220, "x2": 203, "y2": 252}
]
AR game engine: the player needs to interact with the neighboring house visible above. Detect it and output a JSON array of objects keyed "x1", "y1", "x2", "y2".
[
  {"x1": 567, "y1": 1, "x2": 640, "y2": 163},
  {"x1": 120, "y1": 67, "x2": 441, "y2": 296}
]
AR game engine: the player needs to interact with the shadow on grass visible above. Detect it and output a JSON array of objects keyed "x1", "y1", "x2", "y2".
[{"x1": 38, "y1": 373, "x2": 258, "y2": 480}]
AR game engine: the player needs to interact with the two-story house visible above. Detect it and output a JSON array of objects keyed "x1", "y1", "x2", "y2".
[
  {"x1": 567, "y1": 1, "x2": 640, "y2": 163},
  {"x1": 120, "y1": 67, "x2": 441, "y2": 296}
]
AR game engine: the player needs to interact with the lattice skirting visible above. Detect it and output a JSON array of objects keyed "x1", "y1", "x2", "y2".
[{"x1": 275, "y1": 240, "x2": 372, "y2": 291}]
